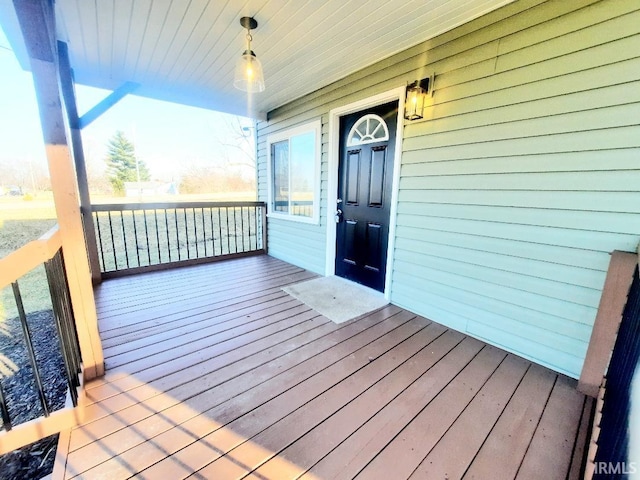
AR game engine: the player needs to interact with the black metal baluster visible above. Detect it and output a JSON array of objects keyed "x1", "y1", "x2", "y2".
[
  {"x1": 233, "y1": 207, "x2": 239, "y2": 253},
  {"x1": 143, "y1": 210, "x2": 151, "y2": 266},
  {"x1": 164, "y1": 209, "x2": 171, "y2": 262},
  {"x1": 247, "y1": 207, "x2": 253, "y2": 250},
  {"x1": 253, "y1": 206, "x2": 257, "y2": 250},
  {"x1": 209, "y1": 207, "x2": 216, "y2": 257},
  {"x1": 56, "y1": 252, "x2": 81, "y2": 378},
  {"x1": 94, "y1": 211, "x2": 106, "y2": 272},
  {"x1": 12, "y1": 282, "x2": 50, "y2": 416},
  {"x1": 131, "y1": 210, "x2": 140, "y2": 267},
  {"x1": 193, "y1": 208, "x2": 199, "y2": 258},
  {"x1": 256, "y1": 206, "x2": 267, "y2": 250},
  {"x1": 217, "y1": 208, "x2": 223, "y2": 255},
  {"x1": 240, "y1": 207, "x2": 246, "y2": 252},
  {"x1": 253, "y1": 207, "x2": 261, "y2": 250},
  {"x1": 0, "y1": 382, "x2": 11, "y2": 431},
  {"x1": 174, "y1": 209, "x2": 181, "y2": 261},
  {"x1": 154, "y1": 209, "x2": 161, "y2": 264},
  {"x1": 107, "y1": 211, "x2": 117, "y2": 270},
  {"x1": 253, "y1": 207, "x2": 260, "y2": 250},
  {"x1": 183, "y1": 208, "x2": 190, "y2": 258},
  {"x1": 225, "y1": 207, "x2": 231, "y2": 254},
  {"x1": 201, "y1": 208, "x2": 207, "y2": 257},
  {"x1": 49, "y1": 254, "x2": 79, "y2": 380},
  {"x1": 120, "y1": 211, "x2": 130, "y2": 268},
  {"x1": 44, "y1": 255, "x2": 79, "y2": 405}
]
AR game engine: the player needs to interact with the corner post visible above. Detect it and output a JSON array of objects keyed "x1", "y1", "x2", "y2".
[
  {"x1": 57, "y1": 41, "x2": 102, "y2": 284},
  {"x1": 13, "y1": 0, "x2": 104, "y2": 380}
]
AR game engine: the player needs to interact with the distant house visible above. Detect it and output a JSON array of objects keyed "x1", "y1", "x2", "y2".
[{"x1": 124, "y1": 181, "x2": 178, "y2": 197}]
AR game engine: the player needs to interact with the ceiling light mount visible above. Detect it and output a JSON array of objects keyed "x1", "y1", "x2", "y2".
[
  {"x1": 234, "y1": 16, "x2": 265, "y2": 93},
  {"x1": 239, "y1": 16, "x2": 258, "y2": 30}
]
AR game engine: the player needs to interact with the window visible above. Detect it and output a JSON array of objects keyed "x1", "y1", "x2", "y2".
[
  {"x1": 346, "y1": 114, "x2": 389, "y2": 146},
  {"x1": 267, "y1": 120, "x2": 321, "y2": 223}
]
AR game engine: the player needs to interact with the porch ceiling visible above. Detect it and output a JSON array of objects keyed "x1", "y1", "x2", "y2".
[{"x1": 0, "y1": 0, "x2": 514, "y2": 119}]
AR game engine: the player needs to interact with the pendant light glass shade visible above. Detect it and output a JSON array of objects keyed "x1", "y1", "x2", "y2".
[
  {"x1": 234, "y1": 17, "x2": 265, "y2": 93},
  {"x1": 234, "y1": 49, "x2": 265, "y2": 92}
]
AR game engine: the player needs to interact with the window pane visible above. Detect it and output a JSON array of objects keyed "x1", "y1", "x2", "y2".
[
  {"x1": 290, "y1": 131, "x2": 315, "y2": 218},
  {"x1": 272, "y1": 141, "x2": 289, "y2": 213}
]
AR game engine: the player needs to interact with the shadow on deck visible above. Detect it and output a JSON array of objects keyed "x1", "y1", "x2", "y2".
[{"x1": 54, "y1": 255, "x2": 592, "y2": 479}]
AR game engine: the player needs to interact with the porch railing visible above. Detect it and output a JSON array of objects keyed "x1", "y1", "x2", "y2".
[
  {"x1": 0, "y1": 226, "x2": 83, "y2": 454},
  {"x1": 91, "y1": 201, "x2": 267, "y2": 277}
]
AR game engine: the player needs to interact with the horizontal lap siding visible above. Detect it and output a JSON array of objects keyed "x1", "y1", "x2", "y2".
[
  {"x1": 259, "y1": 0, "x2": 640, "y2": 378},
  {"x1": 396, "y1": 0, "x2": 640, "y2": 378}
]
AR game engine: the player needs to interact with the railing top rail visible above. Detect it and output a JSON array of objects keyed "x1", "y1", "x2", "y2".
[
  {"x1": 0, "y1": 225, "x2": 61, "y2": 290},
  {"x1": 91, "y1": 201, "x2": 265, "y2": 212}
]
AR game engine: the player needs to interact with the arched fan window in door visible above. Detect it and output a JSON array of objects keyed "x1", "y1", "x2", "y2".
[
  {"x1": 346, "y1": 114, "x2": 390, "y2": 147},
  {"x1": 347, "y1": 113, "x2": 389, "y2": 147}
]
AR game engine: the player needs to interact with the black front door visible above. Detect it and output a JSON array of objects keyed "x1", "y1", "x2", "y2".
[{"x1": 335, "y1": 100, "x2": 397, "y2": 292}]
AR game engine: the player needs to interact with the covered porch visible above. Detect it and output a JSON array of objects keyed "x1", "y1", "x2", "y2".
[
  {"x1": 55, "y1": 255, "x2": 591, "y2": 479},
  {"x1": 1, "y1": 0, "x2": 639, "y2": 478}
]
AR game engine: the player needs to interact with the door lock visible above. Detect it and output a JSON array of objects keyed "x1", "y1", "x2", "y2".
[{"x1": 335, "y1": 209, "x2": 343, "y2": 223}]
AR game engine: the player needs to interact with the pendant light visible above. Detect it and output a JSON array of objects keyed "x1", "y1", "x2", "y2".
[{"x1": 233, "y1": 16, "x2": 265, "y2": 93}]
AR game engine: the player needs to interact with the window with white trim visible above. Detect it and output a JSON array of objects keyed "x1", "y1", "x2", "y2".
[{"x1": 267, "y1": 120, "x2": 321, "y2": 224}]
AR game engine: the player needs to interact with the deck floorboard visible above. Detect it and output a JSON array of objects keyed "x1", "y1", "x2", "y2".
[{"x1": 56, "y1": 255, "x2": 590, "y2": 480}]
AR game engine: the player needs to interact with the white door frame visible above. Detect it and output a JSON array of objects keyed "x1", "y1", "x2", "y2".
[{"x1": 325, "y1": 86, "x2": 406, "y2": 300}]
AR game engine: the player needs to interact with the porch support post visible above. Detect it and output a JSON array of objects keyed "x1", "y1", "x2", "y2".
[
  {"x1": 57, "y1": 41, "x2": 102, "y2": 284},
  {"x1": 13, "y1": 0, "x2": 104, "y2": 380}
]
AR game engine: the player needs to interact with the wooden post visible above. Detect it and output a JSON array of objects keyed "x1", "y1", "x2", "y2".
[
  {"x1": 578, "y1": 251, "x2": 637, "y2": 397},
  {"x1": 13, "y1": 0, "x2": 104, "y2": 380},
  {"x1": 57, "y1": 41, "x2": 102, "y2": 284}
]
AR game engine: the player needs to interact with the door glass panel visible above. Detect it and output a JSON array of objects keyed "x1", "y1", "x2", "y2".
[{"x1": 346, "y1": 114, "x2": 389, "y2": 146}]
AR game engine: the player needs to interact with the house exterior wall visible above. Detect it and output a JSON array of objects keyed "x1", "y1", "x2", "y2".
[{"x1": 257, "y1": 0, "x2": 640, "y2": 378}]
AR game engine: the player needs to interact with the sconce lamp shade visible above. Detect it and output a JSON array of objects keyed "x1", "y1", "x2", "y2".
[
  {"x1": 234, "y1": 49, "x2": 265, "y2": 92},
  {"x1": 404, "y1": 78, "x2": 430, "y2": 120}
]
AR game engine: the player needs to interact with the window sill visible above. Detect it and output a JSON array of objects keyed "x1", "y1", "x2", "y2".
[{"x1": 267, "y1": 212, "x2": 320, "y2": 225}]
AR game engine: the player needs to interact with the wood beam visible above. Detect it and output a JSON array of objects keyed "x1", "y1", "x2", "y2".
[
  {"x1": 58, "y1": 41, "x2": 102, "y2": 284},
  {"x1": 13, "y1": 0, "x2": 104, "y2": 380},
  {"x1": 78, "y1": 81, "x2": 139, "y2": 129}
]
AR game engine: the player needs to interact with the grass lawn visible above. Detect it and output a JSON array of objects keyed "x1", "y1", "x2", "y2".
[
  {"x1": 0, "y1": 192, "x2": 262, "y2": 318},
  {"x1": 0, "y1": 196, "x2": 57, "y2": 321}
]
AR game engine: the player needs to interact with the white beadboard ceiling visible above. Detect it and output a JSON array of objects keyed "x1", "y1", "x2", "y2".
[{"x1": 1, "y1": 0, "x2": 514, "y2": 119}]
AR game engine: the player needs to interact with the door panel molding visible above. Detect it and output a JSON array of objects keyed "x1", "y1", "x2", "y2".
[{"x1": 326, "y1": 87, "x2": 406, "y2": 299}]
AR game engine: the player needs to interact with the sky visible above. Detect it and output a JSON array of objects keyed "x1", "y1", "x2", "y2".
[{"x1": 0, "y1": 25, "x2": 255, "y2": 184}]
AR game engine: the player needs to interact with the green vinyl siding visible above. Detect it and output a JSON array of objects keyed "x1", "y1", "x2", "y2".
[{"x1": 257, "y1": 0, "x2": 640, "y2": 378}]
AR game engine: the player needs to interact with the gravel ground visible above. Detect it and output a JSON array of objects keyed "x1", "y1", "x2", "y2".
[{"x1": 0, "y1": 309, "x2": 68, "y2": 479}]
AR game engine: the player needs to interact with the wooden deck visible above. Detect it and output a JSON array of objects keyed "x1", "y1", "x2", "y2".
[{"x1": 54, "y1": 255, "x2": 593, "y2": 479}]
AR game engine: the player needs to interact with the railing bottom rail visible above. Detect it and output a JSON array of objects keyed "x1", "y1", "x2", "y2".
[{"x1": 100, "y1": 249, "x2": 265, "y2": 279}]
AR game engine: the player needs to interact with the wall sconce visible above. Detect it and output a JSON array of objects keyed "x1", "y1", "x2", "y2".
[
  {"x1": 234, "y1": 16, "x2": 265, "y2": 93},
  {"x1": 404, "y1": 77, "x2": 432, "y2": 120}
]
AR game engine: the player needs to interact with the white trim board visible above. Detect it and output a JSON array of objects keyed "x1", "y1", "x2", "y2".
[
  {"x1": 325, "y1": 87, "x2": 406, "y2": 301},
  {"x1": 266, "y1": 119, "x2": 322, "y2": 225}
]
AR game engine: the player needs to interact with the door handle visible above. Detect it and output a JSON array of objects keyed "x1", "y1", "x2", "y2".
[{"x1": 335, "y1": 209, "x2": 343, "y2": 223}]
